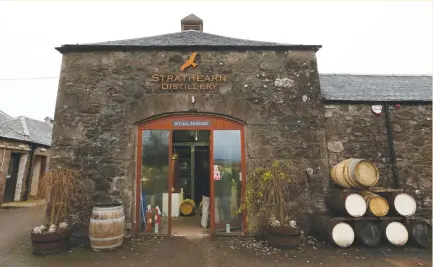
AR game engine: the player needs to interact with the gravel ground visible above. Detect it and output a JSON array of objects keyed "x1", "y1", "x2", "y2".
[
  {"x1": 0, "y1": 207, "x2": 430, "y2": 267},
  {"x1": 1, "y1": 235, "x2": 431, "y2": 267}
]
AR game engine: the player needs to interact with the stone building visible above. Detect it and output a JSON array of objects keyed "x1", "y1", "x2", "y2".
[
  {"x1": 321, "y1": 74, "x2": 432, "y2": 218},
  {"x1": 52, "y1": 14, "x2": 432, "y2": 236},
  {"x1": 0, "y1": 113, "x2": 52, "y2": 204}
]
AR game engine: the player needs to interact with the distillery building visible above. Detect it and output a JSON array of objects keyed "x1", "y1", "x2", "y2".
[{"x1": 52, "y1": 14, "x2": 432, "y2": 236}]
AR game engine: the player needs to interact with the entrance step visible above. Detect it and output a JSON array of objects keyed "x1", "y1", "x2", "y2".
[{"x1": 1, "y1": 199, "x2": 44, "y2": 208}]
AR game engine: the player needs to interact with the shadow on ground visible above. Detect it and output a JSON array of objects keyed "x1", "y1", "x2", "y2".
[{"x1": 0, "y1": 235, "x2": 431, "y2": 267}]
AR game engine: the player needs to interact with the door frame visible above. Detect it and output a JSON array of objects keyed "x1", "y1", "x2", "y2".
[{"x1": 135, "y1": 113, "x2": 246, "y2": 236}]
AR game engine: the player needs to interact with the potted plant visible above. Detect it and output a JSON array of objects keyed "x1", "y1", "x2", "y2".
[
  {"x1": 240, "y1": 160, "x2": 306, "y2": 248},
  {"x1": 31, "y1": 167, "x2": 89, "y2": 255}
]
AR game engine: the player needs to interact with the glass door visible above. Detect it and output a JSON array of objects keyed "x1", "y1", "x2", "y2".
[
  {"x1": 211, "y1": 130, "x2": 243, "y2": 234},
  {"x1": 139, "y1": 130, "x2": 170, "y2": 234}
]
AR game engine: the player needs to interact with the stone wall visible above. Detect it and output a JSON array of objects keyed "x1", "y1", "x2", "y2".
[
  {"x1": 52, "y1": 49, "x2": 328, "y2": 228},
  {"x1": 324, "y1": 104, "x2": 392, "y2": 187},
  {"x1": 391, "y1": 104, "x2": 432, "y2": 219},
  {"x1": 324, "y1": 103, "x2": 432, "y2": 219}
]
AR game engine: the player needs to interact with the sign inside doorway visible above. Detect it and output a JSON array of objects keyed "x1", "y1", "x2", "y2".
[
  {"x1": 213, "y1": 165, "x2": 221, "y2": 181},
  {"x1": 151, "y1": 52, "x2": 228, "y2": 91}
]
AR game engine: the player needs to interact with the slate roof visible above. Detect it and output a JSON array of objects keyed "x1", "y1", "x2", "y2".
[
  {"x1": 0, "y1": 116, "x2": 52, "y2": 146},
  {"x1": 0, "y1": 110, "x2": 12, "y2": 124},
  {"x1": 320, "y1": 74, "x2": 432, "y2": 102},
  {"x1": 56, "y1": 30, "x2": 321, "y2": 53},
  {"x1": 181, "y1": 14, "x2": 202, "y2": 22}
]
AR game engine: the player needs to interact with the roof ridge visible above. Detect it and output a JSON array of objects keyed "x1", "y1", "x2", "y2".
[
  {"x1": 20, "y1": 117, "x2": 30, "y2": 136},
  {"x1": 0, "y1": 110, "x2": 12, "y2": 119},
  {"x1": 94, "y1": 30, "x2": 292, "y2": 46}
]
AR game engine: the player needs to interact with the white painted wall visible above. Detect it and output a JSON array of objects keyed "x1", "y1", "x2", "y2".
[
  {"x1": 14, "y1": 153, "x2": 28, "y2": 202},
  {"x1": 29, "y1": 156, "x2": 42, "y2": 197}
]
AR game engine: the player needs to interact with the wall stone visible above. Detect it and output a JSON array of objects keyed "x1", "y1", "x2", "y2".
[
  {"x1": 324, "y1": 103, "x2": 432, "y2": 219},
  {"x1": 52, "y1": 49, "x2": 328, "y2": 228},
  {"x1": 391, "y1": 104, "x2": 432, "y2": 219},
  {"x1": 324, "y1": 104, "x2": 392, "y2": 187}
]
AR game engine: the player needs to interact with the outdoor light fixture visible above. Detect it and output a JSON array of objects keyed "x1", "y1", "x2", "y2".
[
  {"x1": 189, "y1": 95, "x2": 197, "y2": 112},
  {"x1": 371, "y1": 105, "x2": 383, "y2": 116}
]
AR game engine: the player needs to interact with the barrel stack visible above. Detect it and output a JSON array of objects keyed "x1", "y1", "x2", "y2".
[{"x1": 317, "y1": 158, "x2": 431, "y2": 249}]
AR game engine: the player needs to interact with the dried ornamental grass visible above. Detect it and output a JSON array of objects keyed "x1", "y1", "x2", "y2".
[
  {"x1": 34, "y1": 167, "x2": 89, "y2": 233},
  {"x1": 240, "y1": 160, "x2": 306, "y2": 233}
]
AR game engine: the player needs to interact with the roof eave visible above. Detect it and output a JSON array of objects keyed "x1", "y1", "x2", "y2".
[
  {"x1": 0, "y1": 136, "x2": 52, "y2": 147},
  {"x1": 55, "y1": 44, "x2": 322, "y2": 54}
]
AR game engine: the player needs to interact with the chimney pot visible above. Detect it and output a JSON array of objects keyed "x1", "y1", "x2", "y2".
[{"x1": 44, "y1": 116, "x2": 54, "y2": 124}]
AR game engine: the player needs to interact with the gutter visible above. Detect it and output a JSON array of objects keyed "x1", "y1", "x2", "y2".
[
  {"x1": 55, "y1": 44, "x2": 322, "y2": 54},
  {"x1": 383, "y1": 102, "x2": 400, "y2": 188}
]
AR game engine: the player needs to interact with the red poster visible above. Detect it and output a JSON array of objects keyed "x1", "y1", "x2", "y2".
[{"x1": 214, "y1": 171, "x2": 221, "y2": 180}]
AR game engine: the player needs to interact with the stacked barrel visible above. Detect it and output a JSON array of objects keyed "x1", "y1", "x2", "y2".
[{"x1": 316, "y1": 158, "x2": 431, "y2": 249}]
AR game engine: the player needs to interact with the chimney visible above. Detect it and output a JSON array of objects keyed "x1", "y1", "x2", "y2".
[
  {"x1": 181, "y1": 14, "x2": 203, "y2": 32},
  {"x1": 44, "y1": 116, "x2": 54, "y2": 124}
]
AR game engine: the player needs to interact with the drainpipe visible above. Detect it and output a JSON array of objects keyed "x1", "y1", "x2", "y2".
[{"x1": 383, "y1": 102, "x2": 400, "y2": 188}]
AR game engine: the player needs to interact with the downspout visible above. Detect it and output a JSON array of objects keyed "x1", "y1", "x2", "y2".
[{"x1": 383, "y1": 102, "x2": 400, "y2": 188}]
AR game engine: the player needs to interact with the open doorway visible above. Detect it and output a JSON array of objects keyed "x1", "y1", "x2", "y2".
[
  {"x1": 136, "y1": 114, "x2": 246, "y2": 236},
  {"x1": 3, "y1": 153, "x2": 21, "y2": 203},
  {"x1": 171, "y1": 130, "x2": 210, "y2": 236}
]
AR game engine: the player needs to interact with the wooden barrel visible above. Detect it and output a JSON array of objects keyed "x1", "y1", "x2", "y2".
[
  {"x1": 352, "y1": 221, "x2": 382, "y2": 247},
  {"x1": 381, "y1": 221, "x2": 409, "y2": 246},
  {"x1": 89, "y1": 204, "x2": 125, "y2": 251},
  {"x1": 361, "y1": 191, "x2": 389, "y2": 217},
  {"x1": 328, "y1": 221, "x2": 355, "y2": 248},
  {"x1": 388, "y1": 192, "x2": 417, "y2": 217},
  {"x1": 330, "y1": 159, "x2": 379, "y2": 189},
  {"x1": 325, "y1": 191, "x2": 367, "y2": 217},
  {"x1": 312, "y1": 218, "x2": 355, "y2": 248},
  {"x1": 180, "y1": 199, "x2": 196, "y2": 216},
  {"x1": 407, "y1": 220, "x2": 432, "y2": 248}
]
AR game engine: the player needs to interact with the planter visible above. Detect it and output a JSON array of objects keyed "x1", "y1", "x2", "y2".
[
  {"x1": 31, "y1": 228, "x2": 72, "y2": 255},
  {"x1": 268, "y1": 226, "x2": 300, "y2": 236},
  {"x1": 266, "y1": 227, "x2": 301, "y2": 248},
  {"x1": 267, "y1": 232, "x2": 301, "y2": 248}
]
